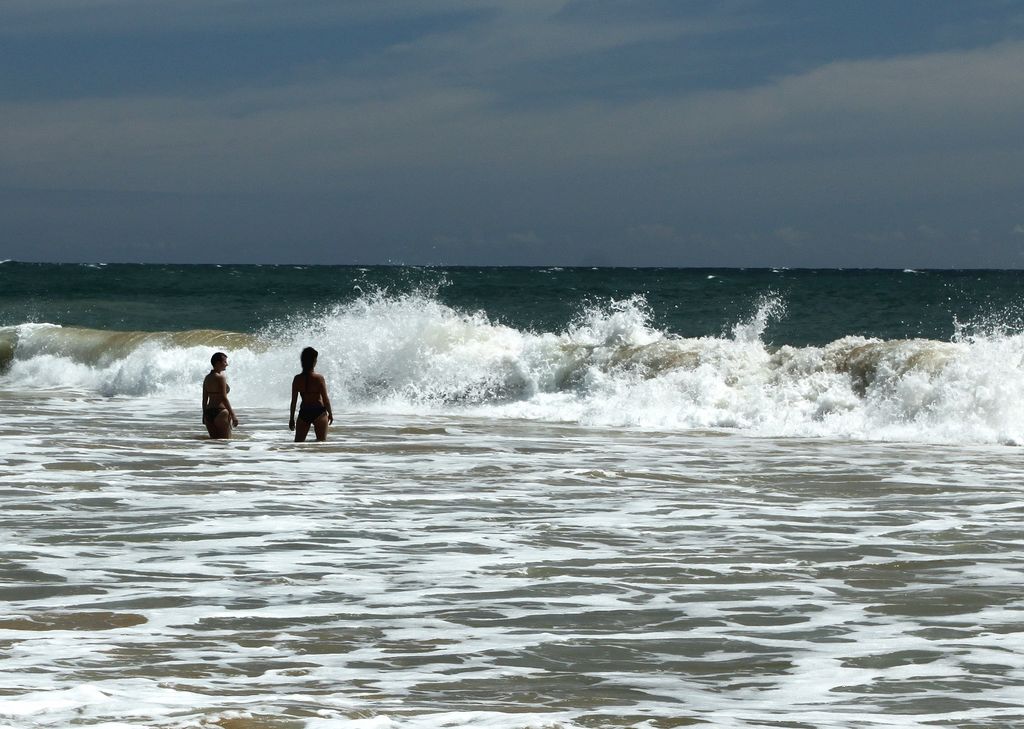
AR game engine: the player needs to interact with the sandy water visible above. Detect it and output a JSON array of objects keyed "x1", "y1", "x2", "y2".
[{"x1": 2, "y1": 393, "x2": 1022, "y2": 728}]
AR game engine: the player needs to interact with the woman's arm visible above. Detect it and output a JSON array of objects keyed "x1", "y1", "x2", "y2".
[
  {"x1": 288, "y1": 375, "x2": 299, "y2": 431},
  {"x1": 218, "y1": 374, "x2": 239, "y2": 427},
  {"x1": 319, "y1": 374, "x2": 334, "y2": 424}
]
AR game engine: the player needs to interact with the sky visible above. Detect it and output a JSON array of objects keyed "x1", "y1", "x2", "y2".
[{"x1": 2, "y1": 0, "x2": 1024, "y2": 267}]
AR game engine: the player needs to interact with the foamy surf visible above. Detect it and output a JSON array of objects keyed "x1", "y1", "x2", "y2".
[
  {"x1": 3, "y1": 292, "x2": 1024, "y2": 444},
  {"x1": 1, "y1": 409, "x2": 1022, "y2": 729},
  {"x1": 3, "y1": 272, "x2": 1024, "y2": 729}
]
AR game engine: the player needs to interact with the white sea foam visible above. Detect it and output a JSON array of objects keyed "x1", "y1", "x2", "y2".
[
  {"x1": 1, "y1": 406, "x2": 1022, "y2": 728},
  {"x1": 3, "y1": 286, "x2": 1024, "y2": 729},
  {"x1": 3, "y1": 292, "x2": 1024, "y2": 444}
]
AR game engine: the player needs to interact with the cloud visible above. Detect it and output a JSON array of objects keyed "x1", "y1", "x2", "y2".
[
  {"x1": 508, "y1": 231, "x2": 544, "y2": 246},
  {"x1": 381, "y1": 1, "x2": 735, "y2": 76},
  {"x1": 627, "y1": 223, "x2": 677, "y2": 241},
  {"x1": 854, "y1": 230, "x2": 908, "y2": 244},
  {"x1": 4, "y1": 7, "x2": 1024, "y2": 265},
  {"x1": 774, "y1": 227, "x2": 809, "y2": 247},
  {"x1": 7, "y1": 38, "x2": 1022, "y2": 195},
  {"x1": 0, "y1": 0, "x2": 490, "y2": 36}
]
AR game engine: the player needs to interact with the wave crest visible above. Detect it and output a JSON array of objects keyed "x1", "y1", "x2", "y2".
[{"x1": 3, "y1": 292, "x2": 1024, "y2": 444}]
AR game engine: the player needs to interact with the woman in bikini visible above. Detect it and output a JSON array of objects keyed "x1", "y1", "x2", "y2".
[
  {"x1": 202, "y1": 351, "x2": 239, "y2": 439},
  {"x1": 289, "y1": 346, "x2": 334, "y2": 442}
]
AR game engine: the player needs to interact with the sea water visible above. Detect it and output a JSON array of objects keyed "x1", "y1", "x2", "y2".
[{"x1": 1, "y1": 264, "x2": 1022, "y2": 728}]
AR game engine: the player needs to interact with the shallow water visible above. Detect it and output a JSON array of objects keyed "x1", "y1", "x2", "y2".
[{"x1": 2, "y1": 393, "x2": 1022, "y2": 728}]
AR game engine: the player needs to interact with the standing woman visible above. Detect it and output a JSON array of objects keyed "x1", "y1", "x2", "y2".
[
  {"x1": 289, "y1": 346, "x2": 334, "y2": 442},
  {"x1": 202, "y1": 351, "x2": 239, "y2": 439}
]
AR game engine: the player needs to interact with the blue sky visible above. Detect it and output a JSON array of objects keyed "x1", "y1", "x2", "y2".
[{"x1": 2, "y1": 0, "x2": 1024, "y2": 265}]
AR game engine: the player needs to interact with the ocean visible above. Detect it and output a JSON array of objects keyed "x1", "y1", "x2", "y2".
[{"x1": 1, "y1": 262, "x2": 1023, "y2": 728}]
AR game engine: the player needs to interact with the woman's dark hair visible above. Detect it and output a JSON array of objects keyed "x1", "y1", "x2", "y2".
[
  {"x1": 300, "y1": 347, "x2": 318, "y2": 373},
  {"x1": 211, "y1": 352, "x2": 227, "y2": 367}
]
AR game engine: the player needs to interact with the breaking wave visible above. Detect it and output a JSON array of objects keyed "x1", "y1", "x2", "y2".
[{"x1": 3, "y1": 291, "x2": 1024, "y2": 445}]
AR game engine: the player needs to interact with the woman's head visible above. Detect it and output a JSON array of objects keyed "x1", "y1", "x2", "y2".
[
  {"x1": 300, "y1": 347, "x2": 318, "y2": 372},
  {"x1": 211, "y1": 352, "x2": 228, "y2": 369}
]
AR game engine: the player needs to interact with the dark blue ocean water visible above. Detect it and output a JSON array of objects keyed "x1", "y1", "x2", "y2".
[{"x1": 3, "y1": 263, "x2": 1024, "y2": 345}]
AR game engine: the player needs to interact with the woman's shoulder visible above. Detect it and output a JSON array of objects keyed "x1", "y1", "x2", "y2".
[{"x1": 204, "y1": 371, "x2": 226, "y2": 392}]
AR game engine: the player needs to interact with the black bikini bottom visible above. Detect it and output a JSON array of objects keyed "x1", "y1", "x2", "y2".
[
  {"x1": 298, "y1": 404, "x2": 327, "y2": 424},
  {"x1": 204, "y1": 407, "x2": 226, "y2": 422}
]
